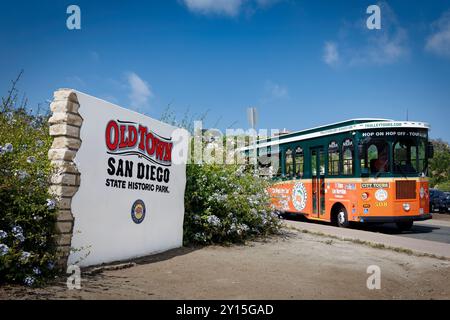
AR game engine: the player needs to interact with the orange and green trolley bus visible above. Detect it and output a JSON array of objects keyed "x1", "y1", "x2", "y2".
[{"x1": 244, "y1": 118, "x2": 434, "y2": 231}]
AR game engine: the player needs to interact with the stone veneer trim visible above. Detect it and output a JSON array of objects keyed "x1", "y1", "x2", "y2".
[{"x1": 48, "y1": 89, "x2": 83, "y2": 268}]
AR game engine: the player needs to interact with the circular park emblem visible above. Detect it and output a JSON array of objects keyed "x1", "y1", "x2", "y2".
[
  {"x1": 292, "y1": 182, "x2": 308, "y2": 211},
  {"x1": 131, "y1": 200, "x2": 146, "y2": 224}
]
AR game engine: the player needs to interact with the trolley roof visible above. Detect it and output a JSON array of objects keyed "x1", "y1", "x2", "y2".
[{"x1": 241, "y1": 118, "x2": 430, "y2": 151}]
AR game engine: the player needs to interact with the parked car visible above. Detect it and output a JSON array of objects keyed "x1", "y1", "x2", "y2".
[
  {"x1": 444, "y1": 192, "x2": 450, "y2": 213},
  {"x1": 429, "y1": 189, "x2": 448, "y2": 213}
]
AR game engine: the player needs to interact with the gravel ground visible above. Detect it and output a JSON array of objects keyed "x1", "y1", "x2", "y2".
[{"x1": 1, "y1": 228, "x2": 449, "y2": 300}]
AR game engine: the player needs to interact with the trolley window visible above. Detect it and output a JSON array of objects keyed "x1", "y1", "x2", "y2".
[
  {"x1": 342, "y1": 138, "x2": 354, "y2": 175},
  {"x1": 295, "y1": 146, "x2": 304, "y2": 178},
  {"x1": 285, "y1": 148, "x2": 294, "y2": 177},
  {"x1": 328, "y1": 141, "x2": 340, "y2": 176}
]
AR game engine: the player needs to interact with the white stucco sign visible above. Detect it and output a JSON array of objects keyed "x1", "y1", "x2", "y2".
[{"x1": 48, "y1": 89, "x2": 189, "y2": 267}]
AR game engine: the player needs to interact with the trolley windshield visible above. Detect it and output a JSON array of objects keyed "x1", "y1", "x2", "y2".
[{"x1": 359, "y1": 130, "x2": 428, "y2": 176}]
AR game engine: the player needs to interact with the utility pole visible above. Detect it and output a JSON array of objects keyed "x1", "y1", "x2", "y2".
[
  {"x1": 247, "y1": 107, "x2": 258, "y2": 173},
  {"x1": 247, "y1": 107, "x2": 258, "y2": 130}
]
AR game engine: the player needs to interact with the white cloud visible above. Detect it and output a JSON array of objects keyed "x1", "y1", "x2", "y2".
[
  {"x1": 182, "y1": 0, "x2": 244, "y2": 16},
  {"x1": 324, "y1": 2, "x2": 408, "y2": 67},
  {"x1": 349, "y1": 24, "x2": 408, "y2": 66},
  {"x1": 323, "y1": 41, "x2": 339, "y2": 66},
  {"x1": 181, "y1": 0, "x2": 281, "y2": 17},
  {"x1": 127, "y1": 72, "x2": 153, "y2": 110},
  {"x1": 350, "y1": 2, "x2": 408, "y2": 66},
  {"x1": 425, "y1": 10, "x2": 450, "y2": 58},
  {"x1": 356, "y1": 2, "x2": 408, "y2": 66},
  {"x1": 265, "y1": 81, "x2": 288, "y2": 99}
]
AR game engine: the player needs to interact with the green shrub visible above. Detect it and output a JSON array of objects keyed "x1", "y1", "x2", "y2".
[
  {"x1": 434, "y1": 181, "x2": 450, "y2": 192},
  {"x1": 0, "y1": 84, "x2": 58, "y2": 286},
  {"x1": 184, "y1": 163, "x2": 281, "y2": 245}
]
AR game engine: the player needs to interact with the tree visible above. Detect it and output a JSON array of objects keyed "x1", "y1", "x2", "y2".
[{"x1": 429, "y1": 139, "x2": 450, "y2": 190}]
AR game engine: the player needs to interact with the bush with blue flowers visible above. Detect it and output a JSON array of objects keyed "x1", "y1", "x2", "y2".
[{"x1": 0, "y1": 78, "x2": 58, "y2": 286}]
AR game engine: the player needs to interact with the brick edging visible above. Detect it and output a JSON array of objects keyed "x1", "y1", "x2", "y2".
[{"x1": 48, "y1": 89, "x2": 83, "y2": 268}]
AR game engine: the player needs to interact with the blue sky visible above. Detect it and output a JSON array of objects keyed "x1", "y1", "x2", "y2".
[{"x1": 1, "y1": 0, "x2": 450, "y2": 141}]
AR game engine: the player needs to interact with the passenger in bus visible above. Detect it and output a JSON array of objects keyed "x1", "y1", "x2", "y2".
[{"x1": 370, "y1": 150, "x2": 389, "y2": 173}]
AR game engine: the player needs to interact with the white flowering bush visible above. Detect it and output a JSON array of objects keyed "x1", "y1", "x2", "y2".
[
  {"x1": 0, "y1": 80, "x2": 58, "y2": 286},
  {"x1": 159, "y1": 107, "x2": 281, "y2": 245},
  {"x1": 184, "y1": 163, "x2": 281, "y2": 245}
]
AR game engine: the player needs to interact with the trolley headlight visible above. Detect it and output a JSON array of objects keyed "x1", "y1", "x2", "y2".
[
  {"x1": 403, "y1": 203, "x2": 411, "y2": 212},
  {"x1": 361, "y1": 192, "x2": 369, "y2": 201}
]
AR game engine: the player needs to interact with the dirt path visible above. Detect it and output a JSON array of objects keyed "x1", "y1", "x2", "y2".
[{"x1": 1, "y1": 229, "x2": 449, "y2": 300}]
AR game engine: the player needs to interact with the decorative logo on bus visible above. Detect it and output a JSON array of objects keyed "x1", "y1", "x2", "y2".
[
  {"x1": 343, "y1": 138, "x2": 353, "y2": 147},
  {"x1": 375, "y1": 189, "x2": 388, "y2": 202},
  {"x1": 328, "y1": 141, "x2": 338, "y2": 151},
  {"x1": 292, "y1": 182, "x2": 307, "y2": 211}
]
